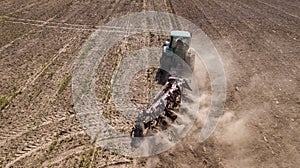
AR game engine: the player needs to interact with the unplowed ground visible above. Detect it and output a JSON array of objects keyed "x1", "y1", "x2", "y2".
[{"x1": 0, "y1": 0, "x2": 299, "y2": 167}]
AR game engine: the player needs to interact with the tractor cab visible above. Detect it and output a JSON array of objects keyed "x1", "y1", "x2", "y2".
[
  {"x1": 157, "y1": 30, "x2": 194, "y2": 84},
  {"x1": 169, "y1": 30, "x2": 191, "y2": 52}
]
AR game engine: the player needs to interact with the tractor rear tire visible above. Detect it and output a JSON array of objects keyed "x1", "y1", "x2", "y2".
[{"x1": 156, "y1": 68, "x2": 170, "y2": 85}]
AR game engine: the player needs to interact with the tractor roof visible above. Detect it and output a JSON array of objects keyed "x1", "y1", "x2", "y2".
[{"x1": 170, "y1": 30, "x2": 191, "y2": 38}]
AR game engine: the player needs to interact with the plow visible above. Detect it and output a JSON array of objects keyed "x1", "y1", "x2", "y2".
[{"x1": 130, "y1": 30, "x2": 195, "y2": 148}]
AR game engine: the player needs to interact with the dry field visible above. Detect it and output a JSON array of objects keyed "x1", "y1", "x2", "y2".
[{"x1": 0, "y1": 0, "x2": 299, "y2": 167}]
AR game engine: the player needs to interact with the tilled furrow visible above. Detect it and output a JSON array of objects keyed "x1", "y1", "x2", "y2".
[
  {"x1": 1, "y1": 16, "x2": 95, "y2": 31},
  {"x1": 0, "y1": 115, "x2": 76, "y2": 147},
  {"x1": 206, "y1": 0, "x2": 282, "y2": 54},
  {"x1": 193, "y1": 0, "x2": 281, "y2": 66},
  {"x1": 0, "y1": 0, "x2": 26, "y2": 15},
  {"x1": 239, "y1": 0, "x2": 300, "y2": 34},
  {"x1": 1, "y1": 116, "x2": 82, "y2": 166},
  {"x1": 233, "y1": 0, "x2": 300, "y2": 39},
  {"x1": 5, "y1": 0, "x2": 48, "y2": 16},
  {"x1": 0, "y1": 34, "x2": 85, "y2": 145},
  {"x1": 259, "y1": 0, "x2": 300, "y2": 16},
  {"x1": 0, "y1": 128, "x2": 27, "y2": 142},
  {"x1": 0, "y1": 20, "x2": 35, "y2": 48},
  {"x1": 53, "y1": 0, "x2": 138, "y2": 26},
  {"x1": 0, "y1": 29, "x2": 77, "y2": 96},
  {"x1": 169, "y1": 0, "x2": 222, "y2": 40},
  {"x1": 5, "y1": 131, "x2": 86, "y2": 168},
  {"x1": 213, "y1": 0, "x2": 299, "y2": 54},
  {"x1": 10, "y1": 0, "x2": 74, "y2": 21},
  {"x1": 166, "y1": 0, "x2": 182, "y2": 29}
]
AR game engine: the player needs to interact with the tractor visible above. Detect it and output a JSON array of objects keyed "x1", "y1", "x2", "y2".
[
  {"x1": 130, "y1": 30, "x2": 195, "y2": 148},
  {"x1": 156, "y1": 30, "x2": 194, "y2": 84}
]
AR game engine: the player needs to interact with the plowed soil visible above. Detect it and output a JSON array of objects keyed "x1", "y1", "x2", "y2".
[{"x1": 0, "y1": 0, "x2": 299, "y2": 167}]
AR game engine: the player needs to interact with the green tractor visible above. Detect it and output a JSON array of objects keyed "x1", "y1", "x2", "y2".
[{"x1": 156, "y1": 30, "x2": 195, "y2": 84}]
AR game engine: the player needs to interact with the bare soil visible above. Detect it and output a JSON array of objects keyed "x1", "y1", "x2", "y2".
[{"x1": 0, "y1": 0, "x2": 299, "y2": 167}]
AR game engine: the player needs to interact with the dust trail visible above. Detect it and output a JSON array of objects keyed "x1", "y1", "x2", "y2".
[{"x1": 214, "y1": 111, "x2": 252, "y2": 167}]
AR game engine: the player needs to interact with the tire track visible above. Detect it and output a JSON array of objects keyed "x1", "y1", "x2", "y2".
[
  {"x1": 2, "y1": 16, "x2": 97, "y2": 31},
  {"x1": 8, "y1": 20, "x2": 96, "y2": 31},
  {"x1": 184, "y1": 0, "x2": 255, "y2": 85},
  {"x1": 231, "y1": 0, "x2": 300, "y2": 43},
  {"x1": 93, "y1": 148, "x2": 132, "y2": 168},
  {"x1": 282, "y1": 0, "x2": 300, "y2": 8},
  {"x1": 208, "y1": 0, "x2": 299, "y2": 83},
  {"x1": 151, "y1": 0, "x2": 156, "y2": 11},
  {"x1": 153, "y1": 0, "x2": 166, "y2": 11},
  {"x1": 0, "y1": 0, "x2": 10, "y2": 6},
  {"x1": 54, "y1": 1, "x2": 96, "y2": 25},
  {"x1": 98, "y1": 161, "x2": 132, "y2": 168},
  {"x1": 102, "y1": 0, "x2": 123, "y2": 24},
  {"x1": 0, "y1": 0, "x2": 30, "y2": 15},
  {"x1": 213, "y1": 0, "x2": 299, "y2": 54},
  {"x1": 4, "y1": 131, "x2": 85, "y2": 168},
  {"x1": 0, "y1": 35, "x2": 78, "y2": 142},
  {"x1": 185, "y1": 1, "x2": 297, "y2": 165},
  {"x1": 166, "y1": 0, "x2": 182, "y2": 30},
  {"x1": 142, "y1": 0, "x2": 147, "y2": 11},
  {"x1": 0, "y1": 15, "x2": 67, "y2": 100},
  {"x1": 41, "y1": 145, "x2": 86, "y2": 167},
  {"x1": 2, "y1": 15, "x2": 172, "y2": 34},
  {"x1": 147, "y1": 0, "x2": 173, "y2": 30},
  {"x1": 1, "y1": 115, "x2": 83, "y2": 166},
  {"x1": 259, "y1": 0, "x2": 300, "y2": 14},
  {"x1": 149, "y1": 1, "x2": 168, "y2": 33},
  {"x1": 0, "y1": 14, "x2": 57, "y2": 53},
  {"x1": 0, "y1": 0, "x2": 170, "y2": 36},
  {"x1": 169, "y1": 0, "x2": 223, "y2": 40},
  {"x1": 1, "y1": 1, "x2": 297, "y2": 167},
  {"x1": 0, "y1": 115, "x2": 75, "y2": 146},
  {"x1": 10, "y1": 0, "x2": 73, "y2": 21},
  {"x1": 1, "y1": 2, "x2": 137, "y2": 166},
  {"x1": 195, "y1": 0, "x2": 287, "y2": 73},
  {"x1": 93, "y1": 6, "x2": 147, "y2": 133},
  {"x1": 42, "y1": 145, "x2": 132, "y2": 167},
  {"x1": 210, "y1": 0, "x2": 281, "y2": 53},
  {"x1": 166, "y1": 0, "x2": 175, "y2": 13},
  {"x1": 198, "y1": 0, "x2": 247, "y2": 38},
  {"x1": 20, "y1": 36, "x2": 75, "y2": 92},
  {"x1": 255, "y1": 0, "x2": 300, "y2": 20},
  {"x1": 158, "y1": 0, "x2": 174, "y2": 30},
  {"x1": 56, "y1": 2, "x2": 86, "y2": 23},
  {"x1": 192, "y1": 0, "x2": 267, "y2": 54},
  {"x1": 60, "y1": 0, "x2": 122, "y2": 26},
  {"x1": 6, "y1": 0, "x2": 48, "y2": 16},
  {"x1": 238, "y1": 0, "x2": 300, "y2": 35},
  {"x1": 0, "y1": 0, "x2": 130, "y2": 140},
  {"x1": 0, "y1": 0, "x2": 12, "y2": 14}
]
